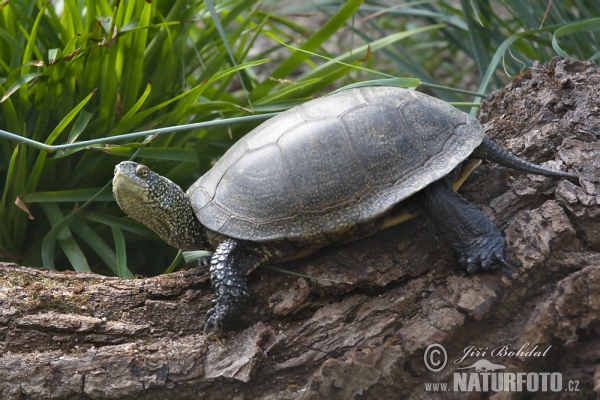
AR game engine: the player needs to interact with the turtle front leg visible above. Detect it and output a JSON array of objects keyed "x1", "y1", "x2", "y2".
[
  {"x1": 204, "y1": 238, "x2": 266, "y2": 332},
  {"x1": 424, "y1": 178, "x2": 508, "y2": 274}
]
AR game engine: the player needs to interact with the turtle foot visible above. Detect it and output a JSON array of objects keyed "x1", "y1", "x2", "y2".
[
  {"x1": 203, "y1": 294, "x2": 246, "y2": 332},
  {"x1": 203, "y1": 300, "x2": 226, "y2": 332},
  {"x1": 457, "y1": 235, "x2": 508, "y2": 275}
]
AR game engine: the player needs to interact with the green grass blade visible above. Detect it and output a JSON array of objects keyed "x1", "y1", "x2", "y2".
[
  {"x1": 329, "y1": 78, "x2": 421, "y2": 94},
  {"x1": 182, "y1": 250, "x2": 213, "y2": 265},
  {"x1": 1, "y1": 144, "x2": 20, "y2": 208},
  {"x1": 121, "y1": 0, "x2": 151, "y2": 113},
  {"x1": 474, "y1": 24, "x2": 559, "y2": 113},
  {"x1": 0, "y1": 71, "x2": 41, "y2": 102},
  {"x1": 20, "y1": 2, "x2": 47, "y2": 78},
  {"x1": 0, "y1": 83, "x2": 20, "y2": 132},
  {"x1": 21, "y1": 188, "x2": 114, "y2": 203},
  {"x1": 460, "y1": 0, "x2": 489, "y2": 80},
  {"x1": 113, "y1": 59, "x2": 270, "y2": 135},
  {"x1": 164, "y1": 250, "x2": 183, "y2": 274},
  {"x1": 164, "y1": 82, "x2": 214, "y2": 126},
  {"x1": 94, "y1": 147, "x2": 199, "y2": 163},
  {"x1": 121, "y1": 82, "x2": 151, "y2": 120},
  {"x1": 204, "y1": 0, "x2": 250, "y2": 93},
  {"x1": 250, "y1": 100, "x2": 308, "y2": 113},
  {"x1": 253, "y1": 78, "x2": 323, "y2": 105},
  {"x1": 300, "y1": 24, "x2": 445, "y2": 82},
  {"x1": 143, "y1": 0, "x2": 187, "y2": 61},
  {"x1": 41, "y1": 180, "x2": 112, "y2": 270},
  {"x1": 0, "y1": 26, "x2": 24, "y2": 56},
  {"x1": 552, "y1": 18, "x2": 600, "y2": 59},
  {"x1": 351, "y1": 19, "x2": 464, "y2": 102},
  {"x1": 0, "y1": 143, "x2": 24, "y2": 250},
  {"x1": 266, "y1": 31, "x2": 397, "y2": 78},
  {"x1": 40, "y1": 203, "x2": 91, "y2": 272},
  {"x1": 358, "y1": 4, "x2": 468, "y2": 30},
  {"x1": 185, "y1": 100, "x2": 255, "y2": 114},
  {"x1": 111, "y1": 226, "x2": 132, "y2": 279},
  {"x1": 82, "y1": 212, "x2": 159, "y2": 238},
  {"x1": 69, "y1": 217, "x2": 119, "y2": 275},
  {"x1": 67, "y1": 110, "x2": 94, "y2": 144},
  {"x1": 26, "y1": 88, "x2": 97, "y2": 192},
  {"x1": 111, "y1": 79, "x2": 216, "y2": 135},
  {"x1": 251, "y1": 0, "x2": 363, "y2": 99}
]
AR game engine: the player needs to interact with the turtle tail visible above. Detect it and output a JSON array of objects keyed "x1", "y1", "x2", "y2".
[{"x1": 472, "y1": 137, "x2": 578, "y2": 181}]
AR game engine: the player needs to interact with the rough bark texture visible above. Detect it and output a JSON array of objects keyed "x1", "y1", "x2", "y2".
[{"x1": 1, "y1": 57, "x2": 599, "y2": 399}]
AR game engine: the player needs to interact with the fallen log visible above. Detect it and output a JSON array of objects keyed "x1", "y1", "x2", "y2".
[{"x1": 1, "y1": 57, "x2": 599, "y2": 399}]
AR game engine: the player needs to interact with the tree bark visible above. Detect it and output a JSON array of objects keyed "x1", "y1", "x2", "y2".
[{"x1": 1, "y1": 57, "x2": 599, "y2": 399}]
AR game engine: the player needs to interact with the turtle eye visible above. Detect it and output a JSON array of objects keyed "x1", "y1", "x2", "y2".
[{"x1": 136, "y1": 165, "x2": 149, "y2": 178}]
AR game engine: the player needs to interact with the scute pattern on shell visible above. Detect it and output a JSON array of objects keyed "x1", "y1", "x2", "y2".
[{"x1": 187, "y1": 87, "x2": 484, "y2": 243}]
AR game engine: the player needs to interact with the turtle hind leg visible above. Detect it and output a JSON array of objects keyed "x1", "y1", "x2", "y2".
[
  {"x1": 204, "y1": 238, "x2": 266, "y2": 332},
  {"x1": 424, "y1": 178, "x2": 507, "y2": 274}
]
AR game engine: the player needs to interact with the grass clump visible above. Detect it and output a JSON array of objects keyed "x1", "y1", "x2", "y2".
[{"x1": 0, "y1": 0, "x2": 597, "y2": 276}]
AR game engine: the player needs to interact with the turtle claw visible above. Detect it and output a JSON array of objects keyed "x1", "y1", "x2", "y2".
[
  {"x1": 203, "y1": 314, "x2": 218, "y2": 333},
  {"x1": 501, "y1": 264, "x2": 518, "y2": 279},
  {"x1": 457, "y1": 236, "x2": 507, "y2": 275},
  {"x1": 203, "y1": 300, "x2": 225, "y2": 333},
  {"x1": 198, "y1": 256, "x2": 211, "y2": 268},
  {"x1": 203, "y1": 294, "x2": 245, "y2": 333}
]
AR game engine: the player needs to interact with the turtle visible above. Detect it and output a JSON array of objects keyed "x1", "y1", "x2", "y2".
[{"x1": 112, "y1": 86, "x2": 578, "y2": 330}]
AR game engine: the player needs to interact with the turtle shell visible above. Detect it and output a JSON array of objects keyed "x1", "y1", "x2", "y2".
[{"x1": 188, "y1": 87, "x2": 483, "y2": 244}]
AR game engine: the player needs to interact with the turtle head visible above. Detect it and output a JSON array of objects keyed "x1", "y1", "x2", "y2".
[{"x1": 113, "y1": 161, "x2": 206, "y2": 251}]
